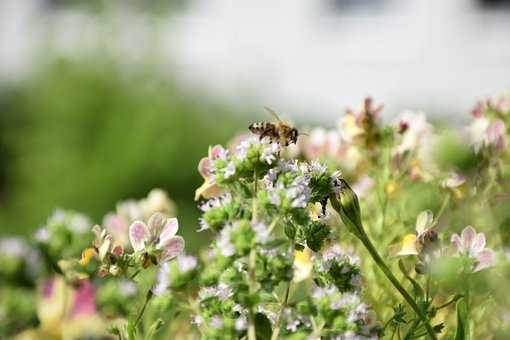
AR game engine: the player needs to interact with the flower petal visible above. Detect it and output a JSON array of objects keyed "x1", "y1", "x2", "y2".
[
  {"x1": 198, "y1": 157, "x2": 213, "y2": 178},
  {"x1": 461, "y1": 226, "x2": 476, "y2": 251},
  {"x1": 416, "y1": 210, "x2": 433, "y2": 235},
  {"x1": 194, "y1": 179, "x2": 221, "y2": 201},
  {"x1": 148, "y1": 212, "x2": 165, "y2": 234},
  {"x1": 397, "y1": 234, "x2": 419, "y2": 256},
  {"x1": 161, "y1": 236, "x2": 185, "y2": 261},
  {"x1": 450, "y1": 233, "x2": 462, "y2": 251},
  {"x1": 209, "y1": 145, "x2": 225, "y2": 159},
  {"x1": 474, "y1": 248, "x2": 495, "y2": 272},
  {"x1": 472, "y1": 232, "x2": 486, "y2": 254},
  {"x1": 160, "y1": 218, "x2": 179, "y2": 243},
  {"x1": 129, "y1": 221, "x2": 150, "y2": 251}
]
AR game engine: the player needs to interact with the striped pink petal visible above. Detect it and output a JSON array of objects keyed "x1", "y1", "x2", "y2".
[
  {"x1": 474, "y1": 248, "x2": 495, "y2": 272},
  {"x1": 198, "y1": 157, "x2": 213, "y2": 178},
  {"x1": 461, "y1": 226, "x2": 476, "y2": 250},
  {"x1": 148, "y1": 212, "x2": 165, "y2": 234},
  {"x1": 210, "y1": 145, "x2": 225, "y2": 159},
  {"x1": 450, "y1": 233, "x2": 462, "y2": 251},
  {"x1": 160, "y1": 218, "x2": 179, "y2": 244},
  {"x1": 129, "y1": 221, "x2": 150, "y2": 251},
  {"x1": 472, "y1": 232, "x2": 486, "y2": 253},
  {"x1": 161, "y1": 236, "x2": 185, "y2": 261}
]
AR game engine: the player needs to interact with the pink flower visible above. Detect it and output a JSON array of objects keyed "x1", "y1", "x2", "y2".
[
  {"x1": 195, "y1": 145, "x2": 226, "y2": 200},
  {"x1": 129, "y1": 212, "x2": 184, "y2": 262},
  {"x1": 468, "y1": 117, "x2": 508, "y2": 153},
  {"x1": 71, "y1": 280, "x2": 97, "y2": 317},
  {"x1": 451, "y1": 226, "x2": 495, "y2": 272}
]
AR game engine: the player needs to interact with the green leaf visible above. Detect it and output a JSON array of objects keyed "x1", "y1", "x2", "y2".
[
  {"x1": 255, "y1": 312, "x2": 273, "y2": 340},
  {"x1": 455, "y1": 300, "x2": 468, "y2": 340}
]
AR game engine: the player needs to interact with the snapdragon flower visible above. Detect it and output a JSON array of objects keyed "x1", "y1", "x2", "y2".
[
  {"x1": 195, "y1": 145, "x2": 227, "y2": 200},
  {"x1": 128, "y1": 212, "x2": 184, "y2": 265},
  {"x1": 451, "y1": 226, "x2": 495, "y2": 272}
]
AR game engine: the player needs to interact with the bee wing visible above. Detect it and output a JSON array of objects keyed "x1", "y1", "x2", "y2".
[{"x1": 264, "y1": 106, "x2": 283, "y2": 123}]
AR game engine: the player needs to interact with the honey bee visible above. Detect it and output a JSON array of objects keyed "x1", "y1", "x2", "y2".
[{"x1": 249, "y1": 107, "x2": 300, "y2": 146}]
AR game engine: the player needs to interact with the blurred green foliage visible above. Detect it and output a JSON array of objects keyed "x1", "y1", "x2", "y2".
[{"x1": 0, "y1": 58, "x2": 243, "y2": 250}]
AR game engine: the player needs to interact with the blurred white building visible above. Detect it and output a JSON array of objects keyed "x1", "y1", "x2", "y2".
[{"x1": 1, "y1": 0, "x2": 510, "y2": 122}]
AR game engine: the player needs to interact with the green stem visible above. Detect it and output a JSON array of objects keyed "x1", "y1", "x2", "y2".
[
  {"x1": 135, "y1": 290, "x2": 153, "y2": 327},
  {"x1": 357, "y1": 230, "x2": 437, "y2": 340},
  {"x1": 403, "y1": 318, "x2": 420, "y2": 340},
  {"x1": 270, "y1": 281, "x2": 291, "y2": 340},
  {"x1": 247, "y1": 247, "x2": 257, "y2": 340}
]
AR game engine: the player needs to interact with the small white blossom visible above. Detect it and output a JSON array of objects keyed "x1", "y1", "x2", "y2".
[
  {"x1": 177, "y1": 254, "x2": 198, "y2": 273},
  {"x1": 210, "y1": 315, "x2": 224, "y2": 329},
  {"x1": 217, "y1": 224, "x2": 235, "y2": 257},
  {"x1": 235, "y1": 315, "x2": 248, "y2": 331},
  {"x1": 223, "y1": 162, "x2": 236, "y2": 179}
]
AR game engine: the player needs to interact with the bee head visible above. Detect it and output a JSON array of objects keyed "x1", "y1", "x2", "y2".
[{"x1": 290, "y1": 128, "x2": 299, "y2": 144}]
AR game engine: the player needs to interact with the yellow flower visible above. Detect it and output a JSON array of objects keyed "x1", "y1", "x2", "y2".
[
  {"x1": 396, "y1": 210, "x2": 434, "y2": 256},
  {"x1": 79, "y1": 248, "x2": 97, "y2": 266},
  {"x1": 396, "y1": 234, "x2": 420, "y2": 256},
  {"x1": 385, "y1": 180, "x2": 398, "y2": 196},
  {"x1": 293, "y1": 249, "x2": 313, "y2": 282}
]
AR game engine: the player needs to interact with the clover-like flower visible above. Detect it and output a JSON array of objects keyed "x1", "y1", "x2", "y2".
[
  {"x1": 451, "y1": 226, "x2": 495, "y2": 272},
  {"x1": 129, "y1": 213, "x2": 184, "y2": 265}
]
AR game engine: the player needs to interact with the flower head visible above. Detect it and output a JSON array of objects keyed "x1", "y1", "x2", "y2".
[
  {"x1": 195, "y1": 145, "x2": 226, "y2": 200},
  {"x1": 128, "y1": 212, "x2": 184, "y2": 264},
  {"x1": 451, "y1": 226, "x2": 495, "y2": 272}
]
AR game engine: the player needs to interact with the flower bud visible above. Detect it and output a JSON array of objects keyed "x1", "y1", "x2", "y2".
[{"x1": 330, "y1": 179, "x2": 363, "y2": 238}]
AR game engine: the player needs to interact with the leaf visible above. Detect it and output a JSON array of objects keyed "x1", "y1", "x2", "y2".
[
  {"x1": 255, "y1": 313, "x2": 273, "y2": 340},
  {"x1": 455, "y1": 300, "x2": 468, "y2": 340},
  {"x1": 398, "y1": 260, "x2": 424, "y2": 300}
]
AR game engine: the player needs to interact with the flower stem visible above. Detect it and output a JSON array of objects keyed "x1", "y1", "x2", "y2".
[
  {"x1": 270, "y1": 270, "x2": 292, "y2": 340},
  {"x1": 357, "y1": 230, "x2": 437, "y2": 340},
  {"x1": 134, "y1": 290, "x2": 153, "y2": 327},
  {"x1": 247, "y1": 247, "x2": 257, "y2": 340}
]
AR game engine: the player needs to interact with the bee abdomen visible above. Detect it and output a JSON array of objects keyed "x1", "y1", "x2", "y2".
[{"x1": 249, "y1": 122, "x2": 272, "y2": 133}]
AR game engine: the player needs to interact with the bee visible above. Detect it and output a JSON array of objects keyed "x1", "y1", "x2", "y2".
[{"x1": 249, "y1": 107, "x2": 300, "y2": 146}]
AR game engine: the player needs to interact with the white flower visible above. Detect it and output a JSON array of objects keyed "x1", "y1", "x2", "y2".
[
  {"x1": 210, "y1": 315, "x2": 223, "y2": 329},
  {"x1": 261, "y1": 142, "x2": 280, "y2": 164},
  {"x1": 198, "y1": 218, "x2": 210, "y2": 232},
  {"x1": 236, "y1": 136, "x2": 258, "y2": 161},
  {"x1": 35, "y1": 227, "x2": 50, "y2": 243},
  {"x1": 235, "y1": 315, "x2": 248, "y2": 331},
  {"x1": 451, "y1": 226, "x2": 495, "y2": 272},
  {"x1": 216, "y1": 224, "x2": 235, "y2": 257},
  {"x1": 252, "y1": 222, "x2": 271, "y2": 244},
  {"x1": 223, "y1": 162, "x2": 236, "y2": 179},
  {"x1": 152, "y1": 262, "x2": 170, "y2": 296},
  {"x1": 394, "y1": 110, "x2": 433, "y2": 155},
  {"x1": 177, "y1": 254, "x2": 198, "y2": 273},
  {"x1": 0, "y1": 237, "x2": 30, "y2": 258},
  {"x1": 128, "y1": 212, "x2": 184, "y2": 262},
  {"x1": 139, "y1": 188, "x2": 176, "y2": 220}
]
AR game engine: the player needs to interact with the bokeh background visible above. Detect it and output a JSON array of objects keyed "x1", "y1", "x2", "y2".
[{"x1": 1, "y1": 0, "x2": 510, "y2": 249}]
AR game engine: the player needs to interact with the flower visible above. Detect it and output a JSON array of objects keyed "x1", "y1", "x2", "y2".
[
  {"x1": 393, "y1": 110, "x2": 433, "y2": 156},
  {"x1": 128, "y1": 212, "x2": 185, "y2": 263},
  {"x1": 301, "y1": 127, "x2": 341, "y2": 160},
  {"x1": 293, "y1": 248, "x2": 313, "y2": 282},
  {"x1": 195, "y1": 145, "x2": 226, "y2": 200},
  {"x1": 451, "y1": 226, "x2": 495, "y2": 272},
  {"x1": 139, "y1": 188, "x2": 177, "y2": 220},
  {"x1": 467, "y1": 117, "x2": 508, "y2": 153},
  {"x1": 397, "y1": 210, "x2": 436, "y2": 256}
]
